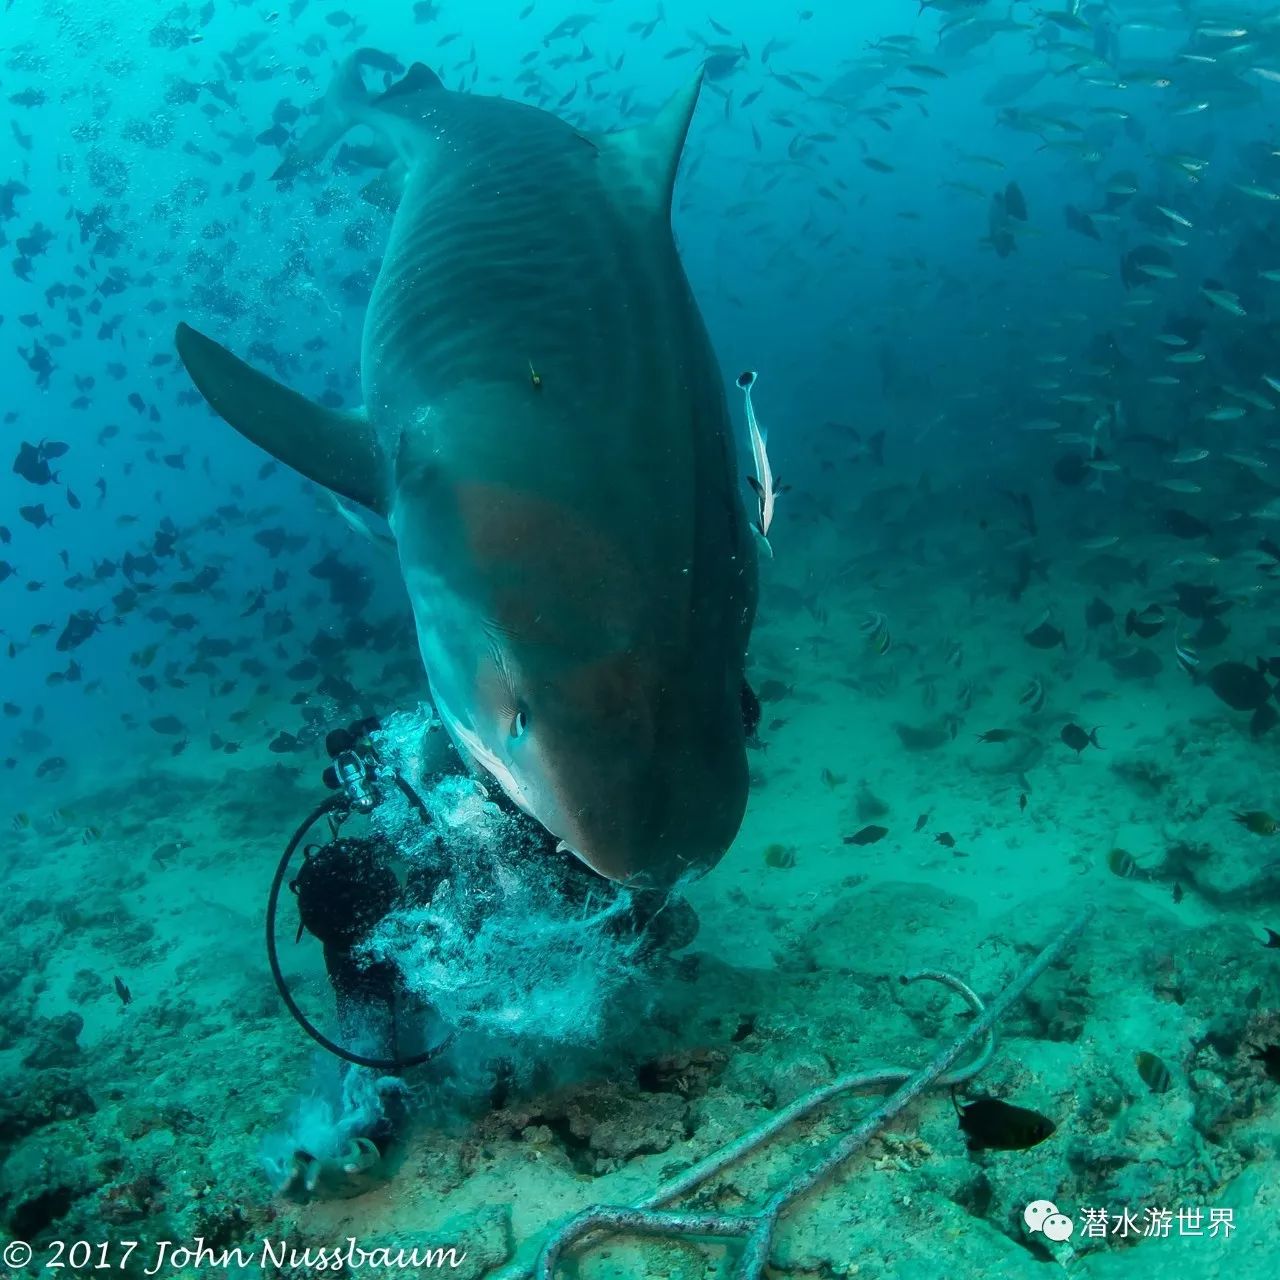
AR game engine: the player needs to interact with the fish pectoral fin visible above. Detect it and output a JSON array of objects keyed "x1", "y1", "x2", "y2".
[
  {"x1": 359, "y1": 160, "x2": 409, "y2": 212},
  {"x1": 594, "y1": 68, "x2": 704, "y2": 215},
  {"x1": 175, "y1": 322, "x2": 387, "y2": 516}
]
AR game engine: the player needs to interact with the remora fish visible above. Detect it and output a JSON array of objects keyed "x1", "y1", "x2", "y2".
[
  {"x1": 175, "y1": 50, "x2": 758, "y2": 886},
  {"x1": 736, "y1": 369, "x2": 786, "y2": 556}
]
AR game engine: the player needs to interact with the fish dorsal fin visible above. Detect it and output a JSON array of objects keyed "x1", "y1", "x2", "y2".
[
  {"x1": 593, "y1": 68, "x2": 704, "y2": 216},
  {"x1": 175, "y1": 323, "x2": 387, "y2": 516},
  {"x1": 374, "y1": 62, "x2": 444, "y2": 106}
]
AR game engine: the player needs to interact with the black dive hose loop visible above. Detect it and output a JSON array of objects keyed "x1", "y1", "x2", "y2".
[{"x1": 265, "y1": 786, "x2": 450, "y2": 1070}]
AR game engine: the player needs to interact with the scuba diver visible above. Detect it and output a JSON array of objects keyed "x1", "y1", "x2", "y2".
[{"x1": 266, "y1": 707, "x2": 702, "y2": 1195}]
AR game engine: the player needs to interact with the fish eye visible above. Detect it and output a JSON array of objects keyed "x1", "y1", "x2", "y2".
[{"x1": 510, "y1": 710, "x2": 528, "y2": 740}]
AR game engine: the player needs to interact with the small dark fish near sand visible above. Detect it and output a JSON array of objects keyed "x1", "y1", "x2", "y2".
[
  {"x1": 1106, "y1": 847, "x2": 1147, "y2": 880},
  {"x1": 1234, "y1": 811, "x2": 1278, "y2": 836},
  {"x1": 113, "y1": 976, "x2": 131, "y2": 1006},
  {"x1": 1019, "y1": 677, "x2": 1045, "y2": 714},
  {"x1": 1135, "y1": 1050, "x2": 1173, "y2": 1094},
  {"x1": 1060, "y1": 723, "x2": 1101, "y2": 754},
  {"x1": 1024, "y1": 615, "x2": 1065, "y2": 650},
  {"x1": 951, "y1": 1090, "x2": 1055, "y2": 1152},
  {"x1": 1125, "y1": 605, "x2": 1165, "y2": 639},
  {"x1": 1085, "y1": 596, "x2": 1114, "y2": 629},
  {"x1": 844, "y1": 824, "x2": 888, "y2": 846}
]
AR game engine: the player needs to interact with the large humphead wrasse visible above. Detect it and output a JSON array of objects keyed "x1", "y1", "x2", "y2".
[{"x1": 175, "y1": 51, "x2": 758, "y2": 887}]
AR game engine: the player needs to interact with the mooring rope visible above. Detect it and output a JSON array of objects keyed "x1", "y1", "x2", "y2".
[{"x1": 487, "y1": 906, "x2": 1092, "y2": 1280}]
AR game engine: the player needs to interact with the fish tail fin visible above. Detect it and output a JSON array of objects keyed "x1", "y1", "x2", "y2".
[
  {"x1": 272, "y1": 50, "x2": 378, "y2": 182},
  {"x1": 1090, "y1": 727, "x2": 1103, "y2": 749}
]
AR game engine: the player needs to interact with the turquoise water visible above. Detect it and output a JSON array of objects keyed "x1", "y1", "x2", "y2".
[{"x1": 2, "y1": 1, "x2": 1279, "y2": 1276}]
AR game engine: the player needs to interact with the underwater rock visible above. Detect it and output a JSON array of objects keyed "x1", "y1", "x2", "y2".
[
  {"x1": 415, "y1": 1134, "x2": 468, "y2": 1196},
  {"x1": 0, "y1": 1124, "x2": 100, "y2": 1239},
  {"x1": 767, "y1": 1051, "x2": 832, "y2": 1106},
  {"x1": 964, "y1": 730, "x2": 1043, "y2": 776},
  {"x1": 373, "y1": 1204, "x2": 514, "y2": 1280},
  {"x1": 22, "y1": 1012, "x2": 84, "y2": 1070},
  {"x1": 98, "y1": 1170, "x2": 164, "y2": 1226},
  {"x1": 67, "y1": 968, "x2": 109, "y2": 1003},
  {"x1": 572, "y1": 1087, "x2": 689, "y2": 1169},
  {"x1": 807, "y1": 881, "x2": 975, "y2": 981},
  {"x1": 118, "y1": 1101, "x2": 198, "y2": 1143},
  {"x1": 9, "y1": 1186, "x2": 77, "y2": 1240},
  {"x1": 1017, "y1": 968, "x2": 1092, "y2": 1043},
  {"x1": 0, "y1": 959, "x2": 26, "y2": 995},
  {"x1": 0, "y1": 1069, "x2": 95, "y2": 1141},
  {"x1": 1108, "y1": 645, "x2": 1164, "y2": 680},
  {"x1": 893, "y1": 719, "x2": 953, "y2": 751},
  {"x1": 1164, "y1": 828, "x2": 1280, "y2": 906},
  {"x1": 481, "y1": 1079, "x2": 691, "y2": 1173},
  {"x1": 856, "y1": 781, "x2": 890, "y2": 820},
  {"x1": 773, "y1": 1186, "x2": 1030, "y2": 1277},
  {"x1": 1110, "y1": 753, "x2": 1175, "y2": 794},
  {"x1": 1190, "y1": 1007, "x2": 1280, "y2": 1138},
  {"x1": 636, "y1": 1047, "x2": 727, "y2": 1098}
]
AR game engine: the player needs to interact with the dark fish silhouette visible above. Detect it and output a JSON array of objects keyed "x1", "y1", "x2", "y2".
[
  {"x1": 1060, "y1": 723, "x2": 1101, "y2": 755},
  {"x1": 18, "y1": 503, "x2": 53, "y2": 528},
  {"x1": 12, "y1": 441, "x2": 58, "y2": 485},
  {"x1": 844, "y1": 824, "x2": 888, "y2": 846},
  {"x1": 952, "y1": 1091, "x2": 1055, "y2": 1152},
  {"x1": 1025, "y1": 618, "x2": 1065, "y2": 649},
  {"x1": 1250, "y1": 1044, "x2": 1280, "y2": 1084},
  {"x1": 56, "y1": 609, "x2": 102, "y2": 652},
  {"x1": 1084, "y1": 596, "x2": 1114, "y2": 628}
]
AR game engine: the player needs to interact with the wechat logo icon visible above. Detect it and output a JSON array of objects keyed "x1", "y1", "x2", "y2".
[{"x1": 1025, "y1": 1199, "x2": 1074, "y2": 1242}]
